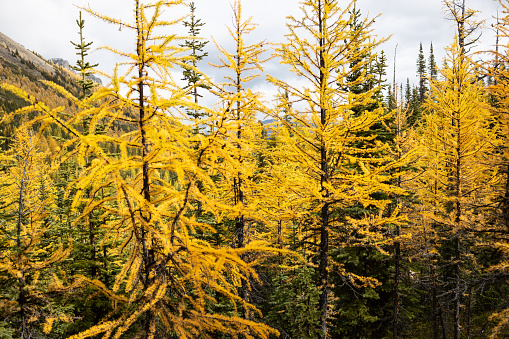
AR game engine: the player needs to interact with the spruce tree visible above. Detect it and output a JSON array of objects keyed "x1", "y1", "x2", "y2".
[
  {"x1": 181, "y1": 2, "x2": 210, "y2": 127},
  {"x1": 429, "y1": 42, "x2": 438, "y2": 81},
  {"x1": 330, "y1": 6, "x2": 398, "y2": 337},
  {"x1": 417, "y1": 42, "x2": 427, "y2": 104},
  {"x1": 70, "y1": 11, "x2": 98, "y2": 100}
]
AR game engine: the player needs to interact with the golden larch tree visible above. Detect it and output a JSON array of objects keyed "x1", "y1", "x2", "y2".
[
  {"x1": 417, "y1": 39, "x2": 498, "y2": 339},
  {"x1": 209, "y1": 0, "x2": 270, "y2": 320},
  {"x1": 267, "y1": 0, "x2": 403, "y2": 337},
  {"x1": 0, "y1": 128, "x2": 71, "y2": 338}
]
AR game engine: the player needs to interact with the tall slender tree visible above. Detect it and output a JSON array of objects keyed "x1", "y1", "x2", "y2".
[
  {"x1": 419, "y1": 39, "x2": 497, "y2": 339},
  {"x1": 210, "y1": 0, "x2": 268, "y2": 322},
  {"x1": 181, "y1": 2, "x2": 210, "y2": 128},
  {"x1": 268, "y1": 1, "x2": 403, "y2": 337},
  {"x1": 429, "y1": 42, "x2": 438, "y2": 81},
  {"x1": 417, "y1": 42, "x2": 427, "y2": 104},
  {"x1": 70, "y1": 11, "x2": 98, "y2": 100}
]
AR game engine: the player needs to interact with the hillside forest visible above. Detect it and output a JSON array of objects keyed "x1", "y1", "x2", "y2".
[{"x1": 1, "y1": 0, "x2": 509, "y2": 338}]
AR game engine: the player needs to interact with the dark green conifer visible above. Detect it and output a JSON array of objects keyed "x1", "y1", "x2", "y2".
[
  {"x1": 405, "y1": 78, "x2": 412, "y2": 107},
  {"x1": 372, "y1": 50, "x2": 389, "y2": 101},
  {"x1": 330, "y1": 5, "x2": 397, "y2": 337},
  {"x1": 70, "y1": 11, "x2": 98, "y2": 100},
  {"x1": 181, "y1": 2, "x2": 210, "y2": 124},
  {"x1": 429, "y1": 42, "x2": 438, "y2": 81},
  {"x1": 417, "y1": 42, "x2": 427, "y2": 103}
]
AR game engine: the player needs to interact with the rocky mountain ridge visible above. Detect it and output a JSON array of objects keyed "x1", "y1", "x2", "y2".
[
  {"x1": 0, "y1": 31, "x2": 102, "y2": 86},
  {"x1": 50, "y1": 58, "x2": 102, "y2": 85},
  {"x1": 0, "y1": 31, "x2": 55, "y2": 78}
]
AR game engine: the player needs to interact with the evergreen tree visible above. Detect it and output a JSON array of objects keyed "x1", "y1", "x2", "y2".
[
  {"x1": 429, "y1": 42, "x2": 438, "y2": 81},
  {"x1": 181, "y1": 2, "x2": 210, "y2": 128},
  {"x1": 417, "y1": 42, "x2": 427, "y2": 104},
  {"x1": 329, "y1": 5, "x2": 402, "y2": 337},
  {"x1": 70, "y1": 11, "x2": 98, "y2": 100}
]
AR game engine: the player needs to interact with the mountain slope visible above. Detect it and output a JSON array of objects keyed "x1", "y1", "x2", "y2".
[{"x1": 0, "y1": 31, "x2": 84, "y2": 150}]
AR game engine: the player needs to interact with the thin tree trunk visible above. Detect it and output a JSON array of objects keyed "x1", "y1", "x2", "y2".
[
  {"x1": 503, "y1": 165, "x2": 509, "y2": 230},
  {"x1": 393, "y1": 226, "x2": 401, "y2": 339},
  {"x1": 318, "y1": 1, "x2": 330, "y2": 338},
  {"x1": 432, "y1": 280, "x2": 440, "y2": 339},
  {"x1": 454, "y1": 236, "x2": 461, "y2": 339},
  {"x1": 16, "y1": 140, "x2": 30, "y2": 339},
  {"x1": 19, "y1": 275, "x2": 27, "y2": 339},
  {"x1": 90, "y1": 222, "x2": 96, "y2": 278},
  {"x1": 136, "y1": 2, "x2": 155, "y2": 336},
  {"x1": 393, "y1": 103, "x2": 403, "y2": 339},
  {"x1": 319, "y1": 202, "x2": 329, "y2": 339},
  {"x1": 466, "y1": 286, "x2": 471, "y2": 339}
]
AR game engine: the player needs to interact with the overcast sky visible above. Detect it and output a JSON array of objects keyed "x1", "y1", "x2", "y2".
[{"x1": 0, "y1": 0, "x2": 502, "y2": 103}]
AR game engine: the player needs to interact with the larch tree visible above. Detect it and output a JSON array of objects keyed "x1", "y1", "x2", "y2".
[
  {"x1": 485, "y1": 1, "x2": 509, "y2": 336},
  {"x1": 1, "y1": 0, "x2": 278, "y2": 338},
  {"x1": 209, "y1": 0, "x2": 269, "y2": 321},
  {"x1": 418, "y1": 38, "x2": 497, "y2": 339},
  {"x1": 0, "y1": 128, "x2": 71, "y2": 338},
  {"x1": 267, "y1": 0, "x2": 404, "y2": 337}
]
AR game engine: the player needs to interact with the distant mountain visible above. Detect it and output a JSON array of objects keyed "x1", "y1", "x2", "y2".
[
  {"x1": 0, "y1": 31, "x2": 55, "y2": 77},
  {"x1": 50, "y1": 58, "x2": 103, "y2": 85},
  {"x1": 0, "y1": 32, "x2": 135, "y2": 152},
  {"x1": 0, "y1": 31, "x2": 83, "y2": 150}
]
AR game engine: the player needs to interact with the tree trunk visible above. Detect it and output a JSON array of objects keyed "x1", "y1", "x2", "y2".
[
  {"x1": 454, "y1": 236, "x2": 461, "y2": 339},
  {"x1": 432, "y1": 281, "x2": 439, "y2": 339},
  {"x1": 393, "y1": 225, "x2": 401, "y2": 339},
  {"x1": 503, "y1": 165, "x2": 509, "y2": 230},
  {"x1": 19, "y1": 274, "x2": 27, "y2": 339},
  {"x1": 136, "y1": 2, "x2": 155, "y2": 336},
  {"x1": 318, "y1": 2, "x2": 329, "y2": 338},
  {"x1": 90, "y1": 222, "x2": 96, "y2": 278},
  {"x1": 319, "y1": 202, "x2": 329, "y2": 339}
]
